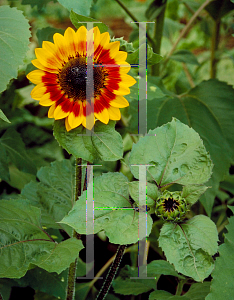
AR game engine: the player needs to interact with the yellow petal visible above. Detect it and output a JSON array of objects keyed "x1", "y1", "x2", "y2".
[
  {"x1": 94, "y1": 107, "x2": 109, "y2": 124},
  {"x1": 35, "y1": 48, "x2": 61, "y2": 70},
  {"x1": 113, "y1": 85, "x2": 130, "y2": 95},
  {"x1": 108, "y1": 106, "x2": 121, "y2": 120},
  {"x1": 120, "y1": 74, "x2": 137, "y2": 86},
  {"x1": 27, "y1": 70, "x2": 45, "y2": 84},
  {"x1": 53, "y1": 33, "x2": 69, "y2": 62},
  {"x1": 31, "y1": 59, "x2": 58, "y2": 74},
  {"x1": 65, "y1": 117, "x2": 72, "y2": 131},
  {"x1": 68, "y1": 111, "x2": 83, "y2": 129},
  {"x1": 76, "y1": 26, "x2": 87, "y2": 56},
  {"x1": 110, "y1": 95, "x2": 129, "y2": 108},
  {"x1": 48, "y1": 103, "x2": 56, "y2": 118},
  {"x1": 31, "y1": 83, "x2": 46, "y2": 100},
  {"x1": 39, "y1": 93, "x2": 55, "y2": 106},
  {"x1": 100, "y1": 32, "x2": 110, "y2": 47},
  {"x1": 64, "y1": 27, "x2": 77, "y2": 57},
  {"x1": 54, "y1": 105, "x2": 70, "y2": 120},
  {"x1": 106, "y1": 41, "x2": 120, "y2": 58},
  {"x1": 114, "y1": 51, "x2": 127, "y2": 62}
]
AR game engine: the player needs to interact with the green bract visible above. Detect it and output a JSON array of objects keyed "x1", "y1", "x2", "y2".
[{"x1": 155, "y1": 190, "x2": 188, "y2": 222}]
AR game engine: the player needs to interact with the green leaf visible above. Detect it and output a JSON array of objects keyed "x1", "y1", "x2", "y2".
[
  {"x1": 146, "y1": 79, "x2": 234, "y2": 215},
  {"x1": 53, "y1": 120, "x2": 123, "y2": 162},
  {"x1": 145, "y1": 0, "x2": 166, "y2": 21},
  {"x1": 36, "y1": 27, "x2": 65, "y2": 47},
  {"x1": 149, "y1": 290, "x2": 188, "y2": 300},
  {"x1": 0, "y1": 128, "x2": 37, "y2": 178},
  {"x1": 129, "y1": 118, "x2": 213, "y2": 187},
  {"x1": 158, "y1": 215, "x2": 218, "y2": 281},
  {"x1": 57, "y1": 0, "x2": 93, "y2": 16},
  {"x1": 113, "y1": 265, "x2": 157, "y2": 295},
  {"x1": 0, "y1": 199, "x2": 83, "y2": 278},
  {"x1": 0, "y1": 109, "x2": 10, "y2": 123},
  {"x1": 21, "y1": 160, "x2": 74, "y2": 231},
  {"x1": 147, "y1": 260, "x2": 184, "y2": 278},
  {"x1": 170, "y1": 50, "x2": 199, "y2": 65},
  {"x1": 0, "y1": 6, "x2": 31, "y2": 93},
  {"x1": 220, "y1": 174, "x2": 234, "y2": 195},
  {"x1": 128, "y1": 181, "x2": 159, "y2": 214},
  {"x1": 14, "y1": 268, "x2": 68, "y2": 299},
  {"x1": 60, "y1": 172, "x2": 153, "y2": 244},
  {"x1": 70, "y1": 10, "x2": 109, "y2": 33},
  {"x1": 181, "y1": 185, "x2": 208, "y2": 206},
  {"x1": 183, "y1": 282, "x2": 211, "y2": 300},
  {"x1": 205, "y1": 206, "x2": 234, "y2": 300},
  {"x1": 126, "y1": 44, "x2": 163, "y2": 66}
]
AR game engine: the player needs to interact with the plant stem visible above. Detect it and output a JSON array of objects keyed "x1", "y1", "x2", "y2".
[
  {"x1": 176, "y1": 279, "x2": 186, "y2": 296},
  {"x1": 113, "y1": 0, "x2": 155, "y2": 47},
  {"x1": 210, "y1": 18, "x2": 221, "y2": 78},
  {"x1": 66, "y1": 157, "x2": 82, "y2": 300},
  {"x1": 151, "y1": 0, "x2": 167, "y2": 76},
  {"x1": 165, "y1": 0, "x2": 212, "y2": 63},
  {"x1": 95, "y1": 245, "x2": 126, "y2": 300}
]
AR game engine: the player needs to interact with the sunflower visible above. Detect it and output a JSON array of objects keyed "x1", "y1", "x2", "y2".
[{"x1": 27, "y1": 26, "x2": 136, "y2": 131}]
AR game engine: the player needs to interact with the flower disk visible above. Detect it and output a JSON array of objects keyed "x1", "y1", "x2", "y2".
[{"x1": 27, "y1": 26, "x2": 136, "y2": 131}]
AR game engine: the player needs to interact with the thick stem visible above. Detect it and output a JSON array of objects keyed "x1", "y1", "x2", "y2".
[
  {"x1": 66, "y1": 157, "x2": 82, "y2": 300},
  {"x1": 151, "y1": 1, "x2": 167, "y2": 76},
  {"x1": 95, "y1": 245, "x2": 126, "y2": 300},
  {"x1": 210, "y1": 18, "x2": 221, "y2": 79}
]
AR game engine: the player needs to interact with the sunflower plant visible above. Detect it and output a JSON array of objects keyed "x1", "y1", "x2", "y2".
[{"x1": 0, "y1": 1, "x2": 234, "y2": 300}]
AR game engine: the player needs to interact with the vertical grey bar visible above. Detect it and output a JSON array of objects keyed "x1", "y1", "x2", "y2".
[
  {"x1": 138, "y1": 23, "x2": 147, "y2": 135},
  {"x1": 137, "y1": 165, "x2": 147, "y2": 278},
  {"x1": 77, "y1": 164, "x2": 102, "y2": 279},
  {"x1": 130, "y1": 165, "x2": 155, "y2": 279},
  {"x1": 86, "y1": 23, "x2": 95, "y2": 135}
]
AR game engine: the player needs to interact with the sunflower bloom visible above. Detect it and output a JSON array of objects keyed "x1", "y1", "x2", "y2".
[{"x1": 27, "y1": 26, "x2": 136, "y2": 131}]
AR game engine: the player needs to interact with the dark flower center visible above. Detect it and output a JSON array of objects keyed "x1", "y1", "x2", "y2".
[
  {"x1": 58, "y1": 56, "x2": 106, "y2": 101},
  {"x1": 163, "y1": 198, "x2": 179, "y2": 212}
]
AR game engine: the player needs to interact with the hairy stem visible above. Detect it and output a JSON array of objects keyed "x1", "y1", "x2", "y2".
[
  {"x1": 66, "y1": 157, "x2": 82, "y2": 300},
  {"x1": 165, "y1": 0, "x2": 212, "y2": 63},
  {"x1": 210, "y1": 18, "x2": 221, "y2": 79},
  {"x1": 95, "y1": 245, "x2": 126, "y2": 300},
  {"x1": 151, "y1": 0, "x2": 167, "y2": 76}
]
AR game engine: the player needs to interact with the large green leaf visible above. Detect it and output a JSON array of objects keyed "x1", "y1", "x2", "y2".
[
  {"x1": 0, "y1": 128, "x2": 37, "y2": 181},
  {"x1": 181, "y1": 185, "x2": 208, "y2": 206},
  {"x1": 60, "y1": 172, "x2": 153, "y2": 244},
  {"x1": 158, "y1": 215, "x2": 218, "y2": 282},
  {"x1": 0, "y1": 199, "x2": 83, "y2": 279},
  {"x1": 21, "y1": 160, "x2": 74, "y2": 231},
  {"x1": 129, "y1": 118, "x2": 213, "y2": 187},
  {"x1": 206, "y1": 206, "x2": 234, "y2": 300},
  {"x1": 54, "y1": 120, "x2": 123, "y2": 162},
  {"x1": 57, "y1": 0, "x2": 93, "y2": 15},
  {"x1": 70, "y1": 10, "x2": 109, "y2": 33},
  {"x1": 145, "y1": 79, "x2": 234, "y2": 215},
  {"x1": 0, "y1": 6, "x2": 31, "y2": 93},
  {"x1": 205, "y1": 0, "x2": 234, "y2": 19},
  {"x1": 183, "y1": 282, "x2": 211, "y2": 300}
]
